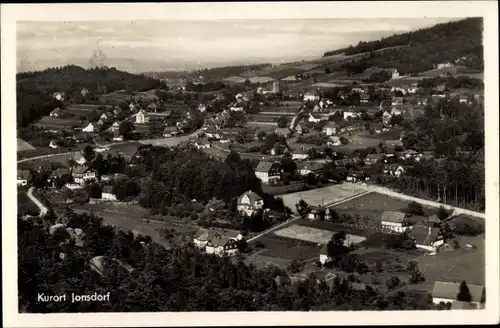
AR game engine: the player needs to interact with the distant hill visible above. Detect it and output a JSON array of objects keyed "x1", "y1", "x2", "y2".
[
  {"x1": 323, "y1": 18, "x2": 483, "y2": 74},
  {"x1": 16, "y1": 65, "x2": 164, "y2": 127}
]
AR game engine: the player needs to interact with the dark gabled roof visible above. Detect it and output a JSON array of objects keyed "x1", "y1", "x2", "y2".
[
  {"x1": 72, "y1": 165, "x2": 94, "y2": 175},
  {"x1": 432, "y1": 281, "x2": 485, "y2": 303},
  {"x1": 381, "y1": 211, "x2": 406, "y2": 223},
  {"x1": 237, "y1": 190, "x2": 263, "y2": 205},
  {"x1": 163, "y1": 126, "x2": 178, "y2": 133},
  {"x1": 255, "y1": 161, "x2": 280, "y2": 173},
  {"x1": 297, "y1": 162, "x2": 324, "y2": 172},
  {"x1": 410, "y1": 226, "x2": 440, "y2": 246},
  {"x1": 17, "y1": 169, "x2": 32, "y2": 180}
]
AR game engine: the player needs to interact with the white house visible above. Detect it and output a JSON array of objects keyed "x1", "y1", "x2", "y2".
[
  {"x1": 390, "y1": 69, "x2": 400, "y2": 79},
  {"x1": 380, "y1": 211, "x2": 410, "y2": 233},
  {"x1": 229, "y1": 105, "x2": 244, "y2": 112},
  {"x1": 459, "y1": 96, "x2": 470, "y2": 104},
  {"x1": 431, "y1": 281, "x2": 485, "y2": 308},
  {"x1": 327, "y1": 136, "x2": 342, "y2": 147},
  {"x1": 193, "y1": 228, "x2": 243, "y2": 257},
  {"x1": 195, "y1": 138, "x2": 211, "y2": 149},
  {"x1": 17, "y1": 169, "x2": 32, "y2": 186},
  {"x1": 50, "y1": 107, "x2": 64, "y2": 118},
  {"x1": 255, "y1": 161, "x2": 281, "y2": 184},
  {"x1": 237, "y1": 190, "x2": 264, "y2": 216},
  {"x1": 319, "y1": 244, "x2": 332, "y2": 265},
  {"x1": 436, "y1": 62, "x2": 454, "y2": 69},
  {"x1": 391, "y1": 97, "x2": 404, "y2": 106},
  {"x1": 53, "y1": 92, "x2": 65, "y2": 102},
  {"x1": 198, "y1": 104, "x2": 207, "y2": 112},
  {"x1": 82, "y1": 123, "x2": 95, "y2": 133},
  {"x1": 163, "y1": 126, "x2": 178, "y2": 138},
  {"x1": 307, "y1": 113, "x2": 321, "y2": 123},
  {"x1": 100, "y1": 113, "x2": 109, "y2": 121},
  {"x1": 72, "y1": 166, "x2": 97, "y2": 186},
  {"x1": 292, "y1": 149, "x2": 309, "y2": 161},
  {"x1": 110, "y1": 121, "x2": 120, "y2": 132},
  {"x1": 297, "y1": 162, "x2": 323, "y2": 176},
  {"x1": 101, "y1": 186, "x2": 117, "y2": 201},
  {"x1": 383, "y1": 164, "x2": 405, "y2": 177},
  {"x1": 410, "y1": 226, "x2": 444, "y2": 252},
  {"x1": 112, "y1": 131, "x2": 124, "y2": 142},
  {"x1": 322, "y1": 122, "x2": 339, "y2": 136},
  {"x1": 343, "y1": 111, "x2": 360, "y2": 120},
  {"x1": 73, "y1": 153, "x2": 87, "y2": 166},
  {"x1": 303, "y1": 90, "x2": 320, "y2": 102},
  {"x1": 49, "y1": 140, "x2": 60, "y2": 149},
  {"x1": 136, "y1": 109, "x2": 150, "y2": 124}
]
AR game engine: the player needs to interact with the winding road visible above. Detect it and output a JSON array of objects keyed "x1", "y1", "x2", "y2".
[{"x1": 27, "y1": 187, "x2": 48, "y2": 216}]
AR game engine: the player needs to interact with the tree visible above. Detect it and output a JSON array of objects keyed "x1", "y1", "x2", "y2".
[
  {"x1": 456, "y1": 281, "x2": 472, "y2": 302},
  {"x1": 404, "y1": 201, "x2": 424, "y2": 216},
  {"x1": 407, "y1": 260, "x2": 425, "y2": 284},
  {"x1": 277, "y1": 116, "x2": 289, "y2": 129},
  {"x1": 295, "y1": 199, "x2": 311, "y2": 218},
  {"x1": 83, "y1": 145, "x2": 95, "y2": 162},
  {"x1": 287, "y1": 260, "x2": 304, "y2": 274},
  {"x1": 437, "y1": 205, "x2": 452, "y2": 220},
  {"x1": 119, "y1": 121, "x2": 135, "y2": 140},
  {"x1": 257, "y1": 131, "x2": 267, "y2": 141},
  {"x1": 386, "y1": 276, "x2": 400, "y2": 289},
  {"x1": 87, "y1": 183, "x2": 102, "y2": 199}
]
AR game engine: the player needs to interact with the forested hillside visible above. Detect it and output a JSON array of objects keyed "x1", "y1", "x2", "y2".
[
  {"x1": 323, "y1": 18, "x2": 483, "y2": 74},
  {"x1": 17, "y1": 65, "x2": 165, "y2": 127},
  {"x1": 18, "y1": 211, "x2": 434, "y2": 312},
  {"x1": 148, "y1": 63, "x2": 272, "y2": 81}
]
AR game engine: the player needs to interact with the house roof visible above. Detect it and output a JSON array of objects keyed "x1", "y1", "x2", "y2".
[
  {"x1": 366, "y1": 153, "x2": 384, "y2": 160},
  {"x1": 238, "y1": 190, "x2": 263, "y2": 205},
  {"x1": 319, "y1": 244, "x2": 329, "y2": 255},
  {"x1": 255, "y1": 161, "x2": 279, "y2": 173},
  {"x1": 102, "y1": 185, "x2": 114, "y2": 194},
  {"x1": 194, "y1": 227, "x2": 240, "y2": 242},
  {"x1": 73, "y1": 153, "x2": 86, "y2": 161},
  {"x1": 163, "y1": 126, "x2": 178, "y2": 133},
  {"x1": 210, "y1": 235, "x2": 234, "y2": 247},
  {"x1": 297, "y1": 162, "x2": 324, "y2": 172},
  {"x1": 410, "y1": 226, "x2": 440, "y2": 246},
  {"x1": 72, "y1": 165, "x2": 94, "y2": 174},
  {"x1": 17, "y1": 169, "x2": 32, "y2": 180},
  {"x1": 49, "y1": 167, "x2": 71, "y2": 178},
  {"x1": 431, "y1": 281, "x2": 485, "y2": 303},
  {"x1": 381, "y1": 211, "x2": 406, "y2": 223},
  {"x1": 137, "y1": 109, "x2": 149, "y2": 117}
]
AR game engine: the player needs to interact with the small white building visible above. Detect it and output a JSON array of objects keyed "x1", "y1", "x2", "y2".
[
  {"x1": 53, "y1": 92, "x2": 65, "y2": 102},
  {"x1": 136, "y1": 109, "x2": 150, "y2": 124},
  {"x1": 383, "y1": 164, "x2": 405, "y2": 177},
  {"x1": 101, "y1": 186, "x2": 117, "y2": 201},
  {"x1": 195, "y1": 139, "x2": 211, "y2": 149},
  {"x1": 193, "y1": 228, "x2": 243, "y2": 257},
  {"x1": 303, "y1": 91, "x2": 320, "y2": 102},
  {"x1": 322, "y1": 122, "x2": 339, "y2": 136},
  {"x1": 292, "y1": 149, "x2": 310, "y2": 161},
  {"x1": 255, "y1": 161, "x2": 281, "y2": 184},
  {"x1": 319, "y1": 244, "x2": 332, "y2": 265},
  {"x1": 410, "y1": 226, "x2": 444, "y2": 252},
  {"x1": 82, "y1": 123, "x2": 95, "y2": 133},
  {"x1": 17, "y1": 170, "x2": 32, "y2": 186},
  {"x1": 380, "y1": 211, "x2": 410, "y2": 233},
  {"x1": 343, "y1": 111, "x2": 360, "y2": 120},
  {"x1": 49, "y1": 140, "x2": 60, "y2": 149},
  {"x1": 237, "y1": 190, "x2": 264, "y2": 216}
]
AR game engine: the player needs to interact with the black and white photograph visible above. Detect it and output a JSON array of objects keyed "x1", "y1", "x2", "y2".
[{"x1": 2, "y1": 2, "x2": 499, "y2": 327}]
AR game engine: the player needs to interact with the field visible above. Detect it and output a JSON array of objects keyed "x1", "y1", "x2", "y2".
[
  {"x1": 364, "y1": 129, "x2": 403, "y2": 140},
  {"x1": 262, "y1": 182, "x2": 308, "y2": 196},
  {"x1": 250, "y1": 233, "x2": 321, "y2": 262},
  {"x1": 35, "y1": 116, "x2": 83, "y2": 130},
  {"x1": 281, "y1": 184, "x2": 370, "y2": 213},
  {"x1": 71, "y1": 203, "x2": 199, "y2": 249},
  {"x1": 17, "y1": 138, "x2": 36, "y2": 152},
  {"x1": 273, "y1": 224, "x2": 366, "y2": 246}
]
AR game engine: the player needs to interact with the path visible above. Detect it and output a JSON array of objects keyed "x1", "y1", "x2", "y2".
[
  {"x1": 248, "y1": 189, "x2": 372, "y2": 243},
  {"x1": 366, "y1": 185, "x2": 485, "y2": 219},
  {"x1": 27, "y1": 187, "x2": 48, "y2": 216},
  {"x1": 17, "y1": 151, "x2": 79, "y2": 164}
]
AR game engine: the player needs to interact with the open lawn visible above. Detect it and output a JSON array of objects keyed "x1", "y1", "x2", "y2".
[
  {"x1": 364, "y1": 129, "x2": 403, "y2": 140},
  {"x1": 17, "y1": 138, "x2": 36, "y2": 152},
  {"x1": 248, "y1": 233, "x2": 320, "y2": 263},
  {"x1": 35, "y1": 116, "x2": 84, "y2": 130},
  {"x1": 18, "y1": 191, "x2": 39, "y2": 216},
  {"x1": 297, "y1": 219, "x2": 371, "y2": 237},
  {"x1": 244, "y1": 253, "x2": 294, "y2": 270},
  {"x1": 280, "y1": 183, "x2": 370, "y2": 213},
  {"x1": 273, "y1": 224, "x2": 366, "y2": 246}
]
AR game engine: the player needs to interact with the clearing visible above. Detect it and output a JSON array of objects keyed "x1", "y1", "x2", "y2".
[
  {"x1": 17, "y1": 138, "x2": 36, "y2": 152},
  {"x1": 273, "y1": 224, "x2": 366, "y2": 246}
]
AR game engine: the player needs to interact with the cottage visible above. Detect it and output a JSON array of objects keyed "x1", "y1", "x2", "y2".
[
  {"x1": 410, "y1": 226, "x2": 444, "y2": 252},
  {"x1": 136, "y1": 109, "x2": 150, "y2": 124},
  {"x1": 459, "y1": 95, "x2": 470, "y2": 104},
  {"x1": 53, "y1": 92, "x2": 65, "y2": 101},
  {"x1": 322, "y1": 122, "x2": 339, "y2": 136},
  {"x1": 101, "y1": 186, "x2": 117, "y2": 201},
  {"x1": 255, "y1": 161, "x2": 281, "y2": 184},
  {"x1": 389, "y1": 68, "x2": 400, "y2": 79},
  {"x1": 49, "y1": 140, "x2": 60, "y2": 149},
  {"x1": 382, "y1": 110, "x2": 392, "y2": 124},
  {"x1": 198, "y1": 104, "x2": 207, "y2": 112},
  {"x1": 319, "y1": 244, "x2": 332, "y2": 265},
  {"x1": 383, "y1": 164, "x2": 405, "y2": 177},
  {"x1": 364, "y1": 153, "x2": 385, "y2": 165},
  {"x1": 237, "y1": 190, "x2": 264, "y2": 216},
  {"x1": 431, "y1": 281, "x2": 485, "y2": 309},
  {"x1": 195, "y1": 138, "x2": 211, "y2": 149},
  {"x1": 17, "y1": 169, "x2": 32, "y2": 186},
  {"x1": 81, "y1": 88, "x2": 90, "y2": 97},
  {"x1": 193, "y1": 228, "x2": 243, "y2": 257},
  {"x1": 360, "y1": 93, "x2": 370, "y2": 104},
  {"x1": 391, "y1": 97, "x2": 404, "y2": 106},
  {"x1": 163, "y1": 126, "x2": 178, "y2": 138},
  {"x1": 73, "y1": 153, "x2": 87, "y2": 166},
  {"x1": 110, "y1": 121, "x2": 120, "y2": 132},
  {"x1": 307, "y1": 206, "x2": 327, "y2": 220},
  {"x1": 112, "y1": 131, "x2": 124, "y2": 142},
  {"x1": 100, "y1": 113, "x2": 109, "y2": 121},
  {"x1": 72, "y1": 166, "x2": 97, "y2": 186},
  {"x1": 346, "y1": 171, "x2": 366, "y2": 183},
  {"x1": 48, "y1": 168, "x2": 71, "y2": 186},
  {"x1": 50, "y1": 107, "x2": 64, "y2": 118},
  {"x1": 82, "y1": 122, "x2": 95, "y2": 133},
  {"x1": 297, "y1": 162, "x2": 323, "y2": 176},
  {"x1": 303, "y1": 90, "x2": 320, "y2": 102},
  {"x1": 204, "y1": 127, "x2": 221, "y2": 140},
  {"x1": 343, "y1": 111, "x2": 360, "y2": 120},
  {"x1": 380, "y1": 211, "x2": 409, "y2": 233},
  {"x1": 400, "y1": 149, "x2": 419, "y2": 160},
  {"x1": 113, "y1": 107, "x2": 123, "y2": 116},
  {"x1": 96, "y1": 119, "x2": 104, "y2": 127},
  {"x1": 292, "y1": 148, "x2": 309, "y2": 161},
  {"x1": 129, "y1": 103, "x2": 136, "y2": 112}
]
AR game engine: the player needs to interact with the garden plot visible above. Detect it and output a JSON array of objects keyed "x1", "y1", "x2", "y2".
[{"x1": 273, "y1": 224, "x2": 366, "y2": 246}]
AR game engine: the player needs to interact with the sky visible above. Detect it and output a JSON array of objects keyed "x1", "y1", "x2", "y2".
[{"x1": 17, "y1": 18, "x2": 457, "y2": 73}]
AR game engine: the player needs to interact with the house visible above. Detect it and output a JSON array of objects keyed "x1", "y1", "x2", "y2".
[
  {"x1": 383, "y1": 164, "x2": 405, "y2": 177},
  {"x1": 391, "y1": 97, "x2": 404, "y2": 106},
  {"x1": 346, "y1": 171, "x2": 366, "y2": 183},
  {"x1": 204, "y1": 127, "x2": 221, "y2": 140},
  {"x1": 53, "y1": 92, "x2": 65, "y2": 101},
  {"x1": 96, "y1": 119, "x2": 104, "y2": 127},
  {"x1": 409, "y1": 226, "x2": 444, "y2": 252},
  {"x1": 389, "y1": 69, "x2": 400, "y2": 79},
  {"x1": 364, "y1": 153, "x2": 385, "y2": 165},
  {"x1": 193, "y1": 228, "x2": 243, "y2": 257},
  {"x1": 303, "y1": 90, "x2": 320, "y2": 102},
  {"x1": 72, "y1": 166, "x2": 97, "y2": 186},
  {"x1": 360, "y1": 93, "x2": 370, "y2": 104},
  {"x1": 416, "y1": 98, "x2": 428, "y2": 106},
  {"x1": 136, "y1": 109, "x2": 150, "y2": 124},
  {"x1": 17, "y1": 169, "x2": 32, "y2": 186},
  {"x1": 129, "y1": 103, "x2": 136, "y2": 112},
  {"x1": 459, "y1": 95, "x2": 470, "y2": 104},
  {"x1": 73, "y1": 153, "x2": 87, "y2": 166},
  {"x1": 382, "y1": 110, "x2": 392, "y2": 124},
  {"x1": 195, "y1": 138, "x2": 211, "y2": 149},
  {"x1": 307, "y1": 206, "x2": 327, "y2": 220},
  {"x1": 435, "y1": 84, "x2": 446, "y2": 93},
  {"x1": 255, "y1": 161, "x2": 281, "y2": 184},
  {"x1": 198, "y1": 104, "x2": 207, "y2": 112},
  {"x1": 297, "y1": 162, "x2": 323, "y2": 176},
  {"x1": 49, "y1": 107, "x2": 64, "y2": 118},
  {"x1": 237, "y1": 190, "x2": 264, "y2": 216},
  {"x1": 319, "y1": 244, "x2": 332, "y2": 265},
  {"x1": 327, "y1": 136, "x2": 342, "y2": 147},
  {"x1": 292, "y1": 148, "x2": 309, "y2": 161},
  {"x1": 343, "y1": 111, "x2": 360, "y2": 120},
  {"x1": 99, "y1": 113, "x2": 108, "y2": 121},
  {"x1": 229, "y1": 105, "x2": 244, "y2": 112},
  {"x1": 371, "y1": 123, "x2": 383, "y2": 134},
  {"x1": 380, "y1": 211, "x2": 410, "y2": 233},
  {"x1": 322, "y1": 122, "x2": 339, "y2": 136},
  {"x1": 436, "y1": 62, "x2": 454, "y2": 69},
  {"x1": 47, "y1": 168, "x2": 71, "y2": 186},
  {"x1": 431, "y1": 281, "x2": 485, "y2": 309},
  {"x1": 163, "y1": 126, "x2": 178, "y2": 138},
  {"x1": 81, "y1": 88, "x2": 89, "y2": 97},
  {"x1": 49, "y1": 140, "x2": 60, "y2": 149},
  {"x1": 112, "y1": 131, "x2": 124, "y2": 142},
  {"x1": 82, "y1": 122, "x2": 95, "y2": 133},
  {"x1": 110, "y1": 121, "x2": 120, "y2": 132},
  {"x1": 101, "y1": 186, "x2": 117, "y2": 201},
  {"x1": 400, "y1": 149, "x2": 419, "y2": 160},
  {"x1": 307, "y1": 113, "x2": 321, "y2": 123}
]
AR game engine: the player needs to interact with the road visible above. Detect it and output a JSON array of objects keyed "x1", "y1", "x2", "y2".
[
  {"x1": 248, "y1": 189, "x2": 372, "y2": 243},
  {"x1": 17, "y1": 150, "x2": 80, "y2": 164},
  {"x1": 27, "y1": 187, "x2": 48, "y2": 216}
]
